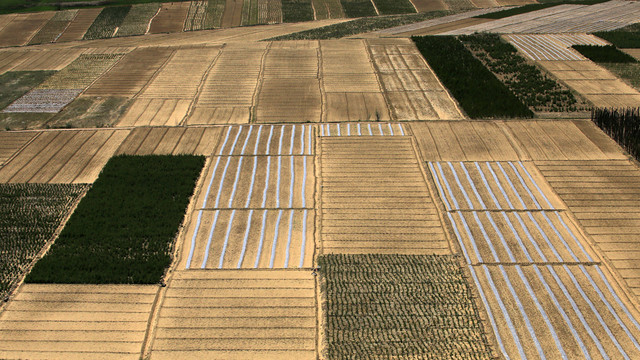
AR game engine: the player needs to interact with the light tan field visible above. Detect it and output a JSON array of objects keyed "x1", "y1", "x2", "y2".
[
  {"x1": 117, "y1": 98, "x2": 192, "y2": 126},
  {"x1": 84, "y1": 47, "x2": 174, "y2": 97},
  {"x1": 0, "y1": 129, "x2": 129, "y2": 184},
  {"x1": 536, "y1": 160, "x2": 640, "y2": 298},
  {"x1": 55, "y1": 8, "x2": 101, "y2": 43},
  {"x1": 150, "y1": 270, "x2": 316, "y2": 359},
  {"x1": 0, "y1": 132, "x2": 36, "y2": 166},
  {"x1": 368, "y1": 38, "x2": 463, "y2": 120},
  {"x1": 149, "y1": 2, "x2": 190, "y2": 34},
  {"x1": 255, "y1": 78, "x2": 322, "y2": 123},
  {"x1": 0, "y1": 12, "x2": 54, "y2": 47},
  {"x1": 320, "y1": 136, "x2": 450, "y2": 254},
  {"x1": 11, "y1": 49, "x2": 85, "y2": 71},
  {"x1": 115, "y1": 126, "x2": 222, "y2": 156},
  {"x1": 0, "y1": 284, "x2": 157, "y2": 360},
  {"x1": 538, "y1": 60, "x2": 640, "y2": 108},
  {"x1": 0, "y1": 50, "x2": 33, "y2": 74}
]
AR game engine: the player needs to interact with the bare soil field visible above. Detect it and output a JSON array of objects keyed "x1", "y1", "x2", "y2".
[
  {"x1": 150, "y1": 270, "x2": 316, "y2": 359},
  {"x1": 84, "y1": 47, "x2": 174, "y2": 97},
  {"x1": 149, "y1": 2, "x2": 190, "y2": 34},
  {"x1": 428, "y1": 160, "x2": 564, "y2": 211},
  {"x1": 537, "y1": 160, "x2": 640, "y2": 298},
  {"x1": 220, "y1": 0, "x2": 245, "y2": 28},
  {"x1": 411, "y1": 121, "x2": 519, "y2": 161},
  {"x1": 0, "y1": 129, "x2": 129, "y2": 184},
  {"x1": 0, "y1": 51, "x2": 33, "y2": 75},
  {"x1": 117, "y1": 98, "x2": 192, "y2": 126},
  {"x1": 139, "y1": 47, "x2": 219, "y2": 99},
  {"x1": 11, "y1": 49, "x2": 85, "y2": 72},
  {"x1": 255, "y1": 77, "x2": 322, "y2": 123},
  {"x1": 368, "y1": 38, "x2": 463, "y2": 120},
  {"x1": 320, "y1": 136, "x2": 449, "y2": 254},
  {"x1": 0, "y1": 12, "x2": 54, "y2": 48},
  {"x1": 115, "y1": 126, "x2": 222, "y2": 156},
  {"x1": 320, "y1": 122, "x2": 405, "y2": 136},
  {"x1": 0, "y1": 132, "x2": 36, "y2": 166},
  {"x1": 55, "y1": 9, "x2": 101, "y2": 43},
  {"x1": 0, "y1": 284, "x2": 157, "y2": 360}
]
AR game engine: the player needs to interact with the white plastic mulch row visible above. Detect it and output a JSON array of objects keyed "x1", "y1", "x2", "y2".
[
  {"x1": 505, "y1": 34, "x2": 608, "y2": 61},
  {"x1": 2, "y1": 89, "x2": 81, "y2": 113},
  {"x1": 319, "y1": 123, "x2": 406, "y2": 137}
]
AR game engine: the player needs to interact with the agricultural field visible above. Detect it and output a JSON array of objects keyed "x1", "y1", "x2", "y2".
[
  {"x1": 592, "y1": 108, "x2": 640, "y2": 160},
  {"x1": 9, "y1": 49, "x2": 85, "y2": 72},
  {"x1": 0, "y1": 12, "x2": 54, "y2": 47},
  {"x1": 149, "y1": 2, "x2": 190, "y2": 33},
  {"x1": 0, "y1": 184, "x2": 87, "y2": 300},
  {"x1": 319, "y1": 254, "x2": 494, "y2": 359},
  {"x1": 0, "y1": 71, "x2": 54, "y2": 112},
  {"x1": 83, "y1": 6, "x2": 132, "y2": 40},
  {"x1": 27, "y1": 10, "x2": 77, "y2": 45},
  {"x1": 26, "y1": 155, "x2": 205, "y2": 284},
  {"x1": 572, "y1": 45, "x2": 640, "y2": 91},
  {"x1": 55, "y1": 8, "x2": 101, "y2": 42},
  {"x1": 115, "y1": 126, "x2": 222, "y2": 155},
  {"x1": 38, "y1": 53, "x2": 124, "y2": 90},
  {"x1": 45, "y1": 96, "x2": 131, "y2": 128},
  {"x1": 117, "y1": 98, "x2": 192, "y2": 126},
  {"x1": 116, "y1": 3, "x2": 161, "y2": 37},
  {"x1": 282, "y1": 0, "x2": 315, "y2": 22}
]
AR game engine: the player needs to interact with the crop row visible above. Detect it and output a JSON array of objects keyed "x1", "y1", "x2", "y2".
[
  {"x1": 83, "y1": 6, "x2": 132, "y2": 40},
  {"x1": 28, "y1": 10, "x2": 77, "y2": 45},
  {"x1": 461, "y1": 34, "x2": 583, "y2": 112},
  {"x1": 0, "y1": 183, "x2": 87, "y2": 300},
  {"x1": 412, "y1": 36, "x2": 532, "y2": 119},
  {"x1": 26, "y1": 155, "x2": 205, "y2": 284},
  {"x1": 572, "y1": 45, "x2": 638, "y2": 63},
  {"x1": 319, "y1": 254, "x2": 494, "y2": 359},
  {"x1": 116, "y1": 3, "x2": 161, "y2": 37}
]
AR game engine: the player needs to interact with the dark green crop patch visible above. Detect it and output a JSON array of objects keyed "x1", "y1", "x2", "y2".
[
  {"x1": 282, "y1": 0, "x2": 315, "y2": 22},
  {"x1": 373, "y1": 0, "x2": 416, "y2": 15},
  {"x1": 26, "y1": 155, "x2": 205, "y2": 284},
  {"x1": 412, "y1": 36, "x2": 532, "y2": 119},
  {"x1": 83, "y1": 5, "x2": 132, "y2": 40},
  {"x1": 340, "y1": 0, "x2": 377, "y2": 18},
  {"x1": 572, "y1": 45, "x2": 638, "y2": 63}
]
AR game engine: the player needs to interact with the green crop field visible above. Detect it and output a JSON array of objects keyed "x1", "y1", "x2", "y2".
[
  {"x1": 26, "y1": 155, "x2": 205, "y2": 284},
  {"x1": 83, "y1": 6, "x2": 132, "y2": 39},
  {"x1": 0, "y1": 184, "x2": 88, "y2": 300},
  {"x1": 282, "y1": 0, "x2": 315, "y2": 22},
  {"x1": 0, "y1": 71, "x2": 55, "y2": 111},
  {"x1": 413, "y1": 36, "x2": 533, "y2": 119},
  {"x1": 319, "y1": 254, "x2": 494, "y2": 359}
]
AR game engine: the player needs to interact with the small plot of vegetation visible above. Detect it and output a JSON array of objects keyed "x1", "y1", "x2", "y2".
[
  {"x1": 282, "y1": 0, "x2": 315, "y2": 22},
  {"x1": 0, "y1": 184, "x2": 87, "y2": 300},
  {"x1": 476, "y1": 0, "x2": 609, "y2": 19},
  {"x1": 572, "y1": 45, "x2": 638, "y2": 63},
  {"x1": 0, "y1": 71, "x2": 55, "y2": 111},
  {"x1": 600, "y1": 62, "x2": 640, "y2": 90},
  {"x1": 319, "y1": 254, "x2": 494, "y2": 359},
  {"x1": 0, "y1": 113, "x2": 53, "y2": 131},
  {"x1": 0, "y1": 0, "x2": 187, "y2": 15},
  {"x1": 116, "y1": 2, "x2": 160, "y2": 37},
  {"x1": 204, "y1": 0, "x2": 225, "y2": 28},
  {"x1": 45, "y1": 96, "x2": 131, "y2": 129},
  {"x1": 592, "y1": 107, "x2": 640, "y2": 160},
  {"x1": 373, "y1": 0, "x2": 415, "y2": 15},
  {"x1": 38, "y1": 54, "x2": 123, "y2": 90},
  {"x1": 83, "y1": 6, "x2": 132, "y2": 40},
  {"x1": 461, "y1": 34, "x2": 583, "y2": 112},
  {"x1": 269, "y1": 10, "x2": 450, "y2": 40},
  {"x1": 26, "y1": 155, "x2": 205, "y2": 284},
  {"x1": 594, "y1": 31, "x2": 640, "y2": 49},
  {"x1": 413, "y1": 36, "x2": 532, "y2": 118},
  {"x1": 340, "y1": 0, "x2": 377, "y2": 18}
]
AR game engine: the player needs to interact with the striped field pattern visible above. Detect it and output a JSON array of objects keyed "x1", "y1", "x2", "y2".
[
  {"x1": 319, "y1": 122, "x2": 406, "y2": 137},
  {"x1": 183, "y1": 125, "x2": 316, "y2": 269},
  {"x1": 505, "y1": 34, "x2": 608, "y2": 61}
]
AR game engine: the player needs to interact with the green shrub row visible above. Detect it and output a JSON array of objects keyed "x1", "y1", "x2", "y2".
[
  {"x1": 0, "y1": 184, "x2": 87, "y2": 299},
  {"x1": 26, "y1": 155, "x2": 205, "y2": 284},
  {"x1": 412, "y1": 36, "x2": 532, "y2": 118},
  {"x1": 319, "y1": 254, "x2": 494, "y2": 359}
]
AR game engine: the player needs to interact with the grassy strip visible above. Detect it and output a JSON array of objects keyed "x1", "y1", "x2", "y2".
[
  {"x1": 282, "y1": 0, "x2": 315, "y2": 22},
  {"x1": 83, "y1": 5, "x2": 131, "y2": 39},
  {"x1": 26, "y1": 155, "x2": 205, "y2": 284},
  {"x1": 340, "y1": 0, "x2": 377, "y2": 18},
  {"x1": 116, "y1": 2, "x2": 159, "y2": 36},
  {"x1": 572, "y1": 45, "x2": 638, "y2": 63},
  {"x1": 28, "y1": 9, "x2": 77, "y2": 44},
  {"x1": 476, "y1": 0, "x2": 608, "y2": 19},
  {"x1": 461, "y1": 34, "x2": 583, "y2": 112},
  {"x1": 598, "y1": 62, "x2": 640, "y2": 91},
  {"x1": 45, "y1": 96, "x2": 131, "y2": 128},
  {"x1": 0, "y1": 71, "x2": 55, "y2": 111},
  {"x1": 319, "y1": 254, "x2": 494, "y2": 359},
  {"x1": 268, "y1": 10, "x2": 450, "y2": 40},
  {"x1": 0, "y1": 184, "x2": 88, "y2": 300},
  {"x1": 413, "y1": 36, "x2": 532, "y2": 118},
  {"x1": 372, "y1": 0, "x2": 415, "y2": 15},
  {"x1": 592, "y1": 108, "x2": 640, "y2": 160}
]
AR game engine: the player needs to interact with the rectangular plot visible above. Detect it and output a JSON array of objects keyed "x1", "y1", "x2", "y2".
[
  {"x1": 429, "y1": 161, "x2": 563, "y2": 211},
  {"x1": 255, "y1": 78, "x2": 321, "y2": 123},
  {"x1": 325, "y1": 92, "x2": 391, "y2": 122},
  {"x1": 12, "y1": 49, "x2": 85, "y2": 71},
  {"x1": 322, "y1": 48, "x2": 373, "y2": 74},
  {"x1": 140, "y1": 47, "x2": 219, "y2": 99},
  {"x1": 0, "y1": 132, "x2": 37, "y2": 165},
  {"x1": 56, "y1": 8, "x2": 101, "y2": 42},
  {"x1": 186, "y1": 106, "x2": 250, "y2": 125},
  {"x1": 320, "y1": 122, "x2": 405, "y2": 137},
  {"x1": 469, "y1": 264, "x2": 640, "y2": 360},
  {"x1": 323, "y1": 74, "x2": 380, "y2": 92},
  {"x1": 449, "y1": 211, "x2": 597, "y2": 265},
  {"x1": 263, "y1": 49, "x2": 318, "y2": 78},
  {"x1": 216, "y1": 124, "x2": 314, "y2": 155},
  {"x1": 196, "y1": 155, "x2": 315, "y2": 209},
  {"x1": 149, "y1": 1, "x2": 190, "y2": 33},
  {"x1": 181, "y1": 209, "x2": 314, "y2": 269},
  {"x1": 38, "y1": 54, "x2": 123, "y2": 90},
  {"x1": 0, "y1": 12, "x2": 54, "y2": 47},
  {"x1": 0, "y1": 51, "x2": 32, "y2": 74},
  {"x1": 3, "y1": 89, "x2": 81, "y2": 113},
  {"x1": 84, "y1": 47, "x2": 174, "y2": 97},
  {"x1": 116, "y1": 98, "x2": 191, "y2": 127}
]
